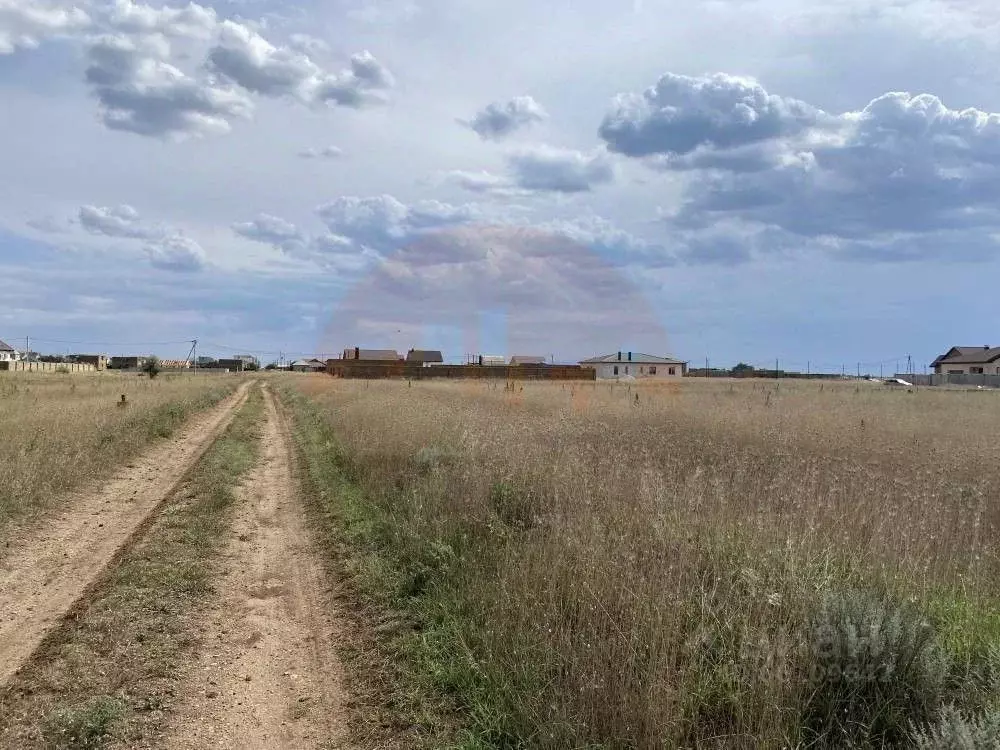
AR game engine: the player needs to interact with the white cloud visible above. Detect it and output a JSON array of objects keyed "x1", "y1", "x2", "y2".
[
  {"x1": 298, "y1": 145, "x2": 344, "y2": 159},
  {"x1": 506, "y1": 145, "x2": 615, "y2": 192},
  {"x1": 461, "y1": 96, "x2": 548, "y2": 140},
  {"x1": 599, "y1": 72, "x2": 825, "y2": 158},
  {"x1": 85, "y1": 33, "x2": 253, "y2": 138},
  {"x1": 102, "y1": 0, "x2": 217, "y2": 40},
  {"x1": 79, "y1": 203, "x2": 156, "y2": 239},
  {"x1": 0, "y1": 0, "x2": 90, "y2": 55},
  {"x1": 146, "y1": 234, "x2": 205, "y2": 271}
]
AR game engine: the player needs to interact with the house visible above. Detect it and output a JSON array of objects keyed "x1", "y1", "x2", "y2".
[
  {"x1": 510, "y1": 355, "x2": 547, "y2": 365},
  {"x1": 69, "y1": 354, "x2": 108, "y2": 370},
  {"x1": 160, "y1": 359, "x2": 191, "y2": 370},
  {"x1": 579, "y1": 351, "x2": 687, "y2": 379},
  {"x1": 477, "y1": 355, "x2": 505, "y2": 366},
  {"x1": 217, "y1": 355, "x2": 259, "y2": 371},
  {"x1": 0, "y1": 340, "x2": 20, "y2": 363},
  {"x1": 931, "y1": 346, "x2": 1000, "y2": 375},
  {"x1": 406, "y1": 349, "x2": 444, "y2": 366},
  {"x1": 342, "y1": 347, "x2": 401, "y2": 361},
  {"x1": 110, "y1": 356, "x2": 149, "y2": 370},
  {"x1": 291, "y1": 358, "x2": 326, "y2": 372}
]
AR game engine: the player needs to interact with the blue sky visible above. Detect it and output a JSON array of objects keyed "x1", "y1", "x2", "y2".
[{"x1": 2, "y1": 0, "x2": 999, "y2": 370}]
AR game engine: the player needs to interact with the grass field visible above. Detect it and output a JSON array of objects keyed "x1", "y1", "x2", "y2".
[
  {"x1": 0, "y1": 373, "x2": 240, "y2": 538},
  {"x1": 286, "y1": 376, "x2": 1000, "y2": 748}
]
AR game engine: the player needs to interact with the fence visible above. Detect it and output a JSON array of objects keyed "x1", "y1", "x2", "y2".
[
  {"x1": 0, "y1": 361, "x2": 96, "y2": 373},
  {"x1": 900, "y1": 373, "x2": 1000, "y2": 388},
  {"x1": 327, "y1": 360, "x2": 596, "y2": 381}
]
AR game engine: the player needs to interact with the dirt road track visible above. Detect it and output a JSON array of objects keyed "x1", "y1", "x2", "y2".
[
  {"x1": 0, "y1": 381, "x2": 253, "y2": 689},
  {"x1": 156, "y1": 386, "x2": 347, "y2": 749}
]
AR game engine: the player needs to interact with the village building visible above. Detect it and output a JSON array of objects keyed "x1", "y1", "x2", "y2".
[
  {"x1": 579, "y1": 351, "x2": 687, "y2": 379},
  {"x1": 931, "y1": 346, "x2": 1000, "y2": 375}
]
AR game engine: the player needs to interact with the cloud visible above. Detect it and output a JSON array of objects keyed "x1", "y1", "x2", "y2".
[
  {"x1": 207, "y1": 22, "x2": 393, "y2": 108},
  {"x1": 506, "y1": 145, "x2": 615, "y2": 192},
  {"x1": 674, "y1": 91, "x2": 1000, "y2": 245},
  {"x1": 0, "y1": 1, "x2": 90, "y2": 55},
  {"x1": 77, "y1": 204, "x2": 208, "y2": 270},
  {"x1": 298, "y1": 145, "x2": 344, "y2": 159},
  {"x1": 461, "y1": 96, "x2": 547, "y2": 140},
  {"x1": 146, "y1": 234, "x2": 205, "y2": 271},
  {"x1": 85, "y1": 33, "x2": 253, "y2": 138},
  {"x1": 599, "y1": 73, "x2": 824, "y2": 158},
  {"x1": 233, "y1": 213, "x2": 367, "y2": 270},
  {"x1": 316, "y1": 195, "x2": 482, "y2": 253},
  {"x1": 103, "y1": 0, "x2": 217, "y2": 40},
  {"x1": 79, "y1": 203, "x2": 157, "y2": 239},
  {"x1": 207, "y1": 20, "x2": 322, "y2": 99}
]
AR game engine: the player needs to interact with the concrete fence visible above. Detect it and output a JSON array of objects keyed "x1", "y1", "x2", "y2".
[
  {"x1": 0, "y1": 361, "x2": 96, "y2": 373},
  {"x1": 895, "y1": 373, "x2": 1000, "y2": 388}
]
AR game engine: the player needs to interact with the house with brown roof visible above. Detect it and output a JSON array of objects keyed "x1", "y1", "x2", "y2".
[
  {"x1": 343, "y1": 347, "x2": 401, "y2": 361},
  {"x1": 931, "y1": 346, "x2": 1000, "y2": 375}
]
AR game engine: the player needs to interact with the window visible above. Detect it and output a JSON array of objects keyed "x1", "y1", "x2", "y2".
[
  {"x1": 625, "y1": 366, "x2": 629, "y2": 374},
  {"x1": 948, "y1": 369, "x2": 964, "y2": 374},
  {"x1": 649, "y1": 366, "x2": 656, "y2": 375},
  {"x1": 668, "y1": 367, "x2": 675, "y2": 375},
  {"x1": 971, "y1": 367, "x2": 984, "y2": 374},
  {"x1": 640, "y1": 366, "x2": 645, "y2": 374},
  {"x1": 613, "y1": 365, "x2": 619, "y2": 375}
]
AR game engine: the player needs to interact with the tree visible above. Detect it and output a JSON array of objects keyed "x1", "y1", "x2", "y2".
[
  {"x1": 732, "y1": 362, "x2": 755, "y2": 377},
  {"x1": 142, "y1": 356, "x2": 161, "y2": 379}
]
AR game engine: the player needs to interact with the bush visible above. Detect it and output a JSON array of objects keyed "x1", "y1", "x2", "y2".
[
  {"x1": 488, "y1": 480, "x2": 536, "y2": 530},
  {"x1": 801, "y1": 590, "x2": 949, "y2": 747},
  {"x1": 913, "y1": 705, "x2": 1000, "y2": 749},
  {"x1": 43, "y1": 696, "x2": 125, "y2": 749},
  {"x1": 142, "y1": 357, "x2": 161, "y2": 379}
]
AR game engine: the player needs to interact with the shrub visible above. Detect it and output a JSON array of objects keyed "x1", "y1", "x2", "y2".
[
  {"x1": 488, "y1": 480, "x2": 536, "y2": 530},
  {"x1": 913, "y1": 705, "x2": 1000, "y2": 749},
  {"x1": 142, "y1": 357, "x2": 161, "y2": 379},
  {"x1": 801, "y1": 590, "x2": 949, "y2": 747},
  {"x1": 43, "y1": 696, "x2": 125, "y2": 749}
]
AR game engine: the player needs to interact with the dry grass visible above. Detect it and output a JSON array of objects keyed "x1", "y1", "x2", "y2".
[
  {"x1": 286, "y1": 376, "x2": 1000, "y2": 749},
  {"x1": 0, "y1": 373, "x2": 241, "y2": 538}
]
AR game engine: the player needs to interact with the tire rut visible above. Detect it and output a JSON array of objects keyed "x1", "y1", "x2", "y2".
[
  {"x1": 153, "y1": 385, "x2": 348, "y2": 750},
  {"x1": 0, "y1": 381, "x2": 253, "y2": 688}
]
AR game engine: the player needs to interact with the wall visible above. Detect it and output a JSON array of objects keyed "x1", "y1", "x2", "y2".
[
  {"x1": 591, "y1": 362, "x2": 684, "y2": 379},
  {"x1": 328, "y1": 360, "x2": 595, "y2": 381},
  {"x1": 0, "y1": 361, "x2": 95, "y2": 373},
  {"x1": 934, "y1": 363, "x2": 1000, "y2": 376}
]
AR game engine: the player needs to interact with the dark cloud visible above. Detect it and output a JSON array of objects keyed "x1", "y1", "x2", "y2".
[
  {"x1": 461, "y1": 96, "x2": 547, "y2": 140},
  {"x1": 599, "y1": 72, "x2": 824, "y2": 158},
  {"x1": 506, "y1": 145, "x2": 615, "y2": 192}
]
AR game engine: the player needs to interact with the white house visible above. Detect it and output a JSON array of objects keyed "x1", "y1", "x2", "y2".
[
  {"x1": 580, "y1": 351, "x2": 687, "y2": 379},
  {"x1": 0, "y1": 339, "x2": 20, "y2": 363}
]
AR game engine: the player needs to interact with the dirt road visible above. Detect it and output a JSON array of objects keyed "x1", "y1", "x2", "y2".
[
  {"x1": 0, "y1": 381, "x2": 252, "y2": 688},
  {"x1": 156, "y1": 386, "x2": 347, "y2": 749}
]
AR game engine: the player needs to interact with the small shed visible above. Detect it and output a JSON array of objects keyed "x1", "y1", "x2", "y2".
[
  {"x1": 406, "y1": 349, "x2": 444, "y2": 366},
  {"x1": 510, "y1": 355, "x2": 547, "y2": 365}
]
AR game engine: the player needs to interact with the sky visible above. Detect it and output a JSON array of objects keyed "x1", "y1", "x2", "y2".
[{"x1": 2, "y1": 0, "x2": 1000, "y2": 371}]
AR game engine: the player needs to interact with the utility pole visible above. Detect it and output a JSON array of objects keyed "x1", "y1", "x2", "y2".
[
  {"x1": 705, "y1": 356, "x2": 709, "y2": 378},
  {"x1": 775, "y1": 358, "x2": 779, "y2": 379},
  {"x1": 857, "y1": 362, "x2": 861, "y2": 378},
  {"x1": 807, "y1": 360, "x2": 810, "y2": 376},
  {"x1": 880, "y1": 363, "x2": 883, "y2": 379},
  {"x1": 907, "y1": 355, "x2": 913, "y2": 376}
]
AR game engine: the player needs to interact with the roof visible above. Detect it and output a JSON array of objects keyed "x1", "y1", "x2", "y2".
[
  {"x1": 579, "y1": 352, "x2": 687, "y2": 365},
  {"x1": 0, "y1": 339, "x2": 13, "y2": 352},
  {"x1": 346, "y1": 349, "x2": 400, "y2": 361},
  {"x1": 510, "y1": 355, "x2": 547, "y2": 365},
  {"x1": 934, "y1": 346, "x2": 1000, "y2": 365},
  {"x1": 406, "y1": 349, "x2": 444, "y2": 363}
]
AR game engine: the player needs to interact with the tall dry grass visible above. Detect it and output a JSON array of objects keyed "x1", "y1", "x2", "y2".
[
  {"x1": 0, "y1": 373, "x2": 239, "y2": 537},
  {"x1": 288, "y1": 377, "x2": 1000, "y2": 748}
]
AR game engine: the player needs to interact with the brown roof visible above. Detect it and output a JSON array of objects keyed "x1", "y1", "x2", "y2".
[
  {"x1": 406, "y1": 349, "x2": 444, "y2": 363},
  {"x1": 510, "y1": 355, "x2": 547, "y2": 365},
  {"x1": 934, "y1": 346, "x2": 1000, "y2": 365},
  {"x1": 344, "y1": 348, "x2": 400, "y2": 361}
]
